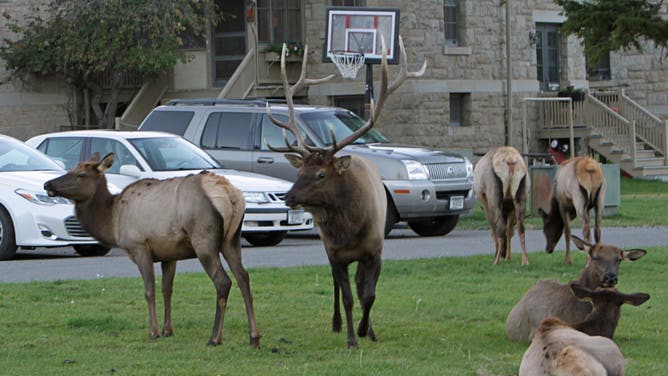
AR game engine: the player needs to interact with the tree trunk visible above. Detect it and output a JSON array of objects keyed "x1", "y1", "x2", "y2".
[{"x1": 101, "y1": 71, "x2": 123, "y2": 129}]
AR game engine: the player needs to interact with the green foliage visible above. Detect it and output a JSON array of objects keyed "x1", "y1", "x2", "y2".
[
  {"x1": 554, "y1": 0, "x2": 668, "y2": 64},
  {"x1": 0, "y1": 250, "x2": 666, "y2": 374}
]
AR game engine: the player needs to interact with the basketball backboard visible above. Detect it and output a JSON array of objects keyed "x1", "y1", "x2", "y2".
[{"x1": 323, "y1": 7, "x2": 400, "y2": 65}]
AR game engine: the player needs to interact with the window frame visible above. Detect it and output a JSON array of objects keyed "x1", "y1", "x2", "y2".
[
  {"x1": 444, "y1": 0, "x2": 460, "y2": 47},
  {"x1": 257, "y1": 0, "x2": 302, "y2": 44}
]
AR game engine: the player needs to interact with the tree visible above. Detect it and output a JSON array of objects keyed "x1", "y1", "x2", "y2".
[
  {"x1": 1, "y1": 0, "x2": 220, "y2": 129},
  {"x1": 554, "y1": 0, "x2": 668, "y2": 64}
]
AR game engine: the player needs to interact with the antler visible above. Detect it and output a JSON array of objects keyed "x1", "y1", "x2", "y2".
[
  {"x1": 266, "y1": 44, "x2": 335, "y2": 157},
  {"x1": 331, "y1": 36, "x2": 427, "y2": 155}
]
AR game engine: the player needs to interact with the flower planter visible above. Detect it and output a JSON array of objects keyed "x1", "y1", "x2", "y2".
[{"x1": 264, "y1": 51, "x2": 302, "y2": 63}]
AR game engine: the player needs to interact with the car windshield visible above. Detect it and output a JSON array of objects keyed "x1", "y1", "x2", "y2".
[
  {"x1": 128, "y1": 137, "x2": 222, "y2": 171},
  {"x1": 0, "y1": 137, "x2": 64, "y2": 172},
  {"x1": 299, "y1": 110, "x2": 389, "y2": 146}
]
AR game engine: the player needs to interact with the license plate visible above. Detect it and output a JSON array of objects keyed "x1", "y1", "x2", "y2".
[
  {"x1": 287, "y1": 209, "x2": 304, "y2": 225},
  {"x1": 449, "y1": 196, "x2": 464, "y2": 210}
]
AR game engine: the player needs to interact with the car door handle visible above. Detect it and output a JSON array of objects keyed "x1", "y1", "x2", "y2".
[{"x1": 257, "y1": 157, "x2": 274, "y2": 164}]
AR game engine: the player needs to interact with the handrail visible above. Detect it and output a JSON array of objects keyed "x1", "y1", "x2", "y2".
[
  {"x1": 587, "y1": 93, "x2": 634, "y2": 153},
  {"x1": 218, "y1": 47, "x2": 257, "y2": 99},
  {"x1": 522, "y1": 97, "x2": 574, "y2": 158},
  {"x1": 619, "y1": 90, "x2": 665, "y2": 157}
]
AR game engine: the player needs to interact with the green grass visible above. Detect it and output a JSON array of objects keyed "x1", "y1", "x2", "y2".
[
  {"x1": 459, "y1": 176, "x2": 668, "y2": 230},
  {"x1": 1, "y1": 249, "x2": 666, "y2": 375}
]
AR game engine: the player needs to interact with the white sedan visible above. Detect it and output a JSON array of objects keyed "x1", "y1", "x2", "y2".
[
  {"x1": 26, "y1": 130, "x2": 313, "y2": 247},
  {"x1": 0, "y1": 134, "x2": 111, "y2": 259}
]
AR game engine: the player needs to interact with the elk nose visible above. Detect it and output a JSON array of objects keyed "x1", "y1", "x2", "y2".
[
  {"x1": 44, "y1": 181, "x2": 52, "y2": 191},
  {"x1": 602, "y1": 272, "x2": 618, "y2": 287}
]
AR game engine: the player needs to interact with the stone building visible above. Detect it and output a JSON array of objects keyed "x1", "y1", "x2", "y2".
[{"x1": 1, "y1": 0, "x2": 667, "y2": 167}]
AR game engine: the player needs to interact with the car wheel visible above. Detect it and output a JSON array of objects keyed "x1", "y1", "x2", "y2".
[
  {"x1": 244, "y1": 231, "x2": 288, "y2": 247},
  {"x1": 74, "y1": 244, "x2": 111, "y2": 257},
  {"x1": 408, "y1": 215, "x2": 459, "y2": 237},
  {"x1": 384, "y1": 197, "x2": 398, "y2": 237},
  {"x1": 0, "y1": 206, "x2": 17, "y2": 260}
]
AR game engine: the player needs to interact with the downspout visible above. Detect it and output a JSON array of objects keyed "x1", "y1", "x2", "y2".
[{"x1": 504, "y1": 0, "x2": 513, "y2": 147}]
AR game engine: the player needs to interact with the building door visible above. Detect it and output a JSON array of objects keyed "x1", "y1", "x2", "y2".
[
  {"x1": 536, "y1": 23, "x2": 560, "y2": 91},
  {"x1": 213, "y1": 0, "x2": 246, "y2": 87}
]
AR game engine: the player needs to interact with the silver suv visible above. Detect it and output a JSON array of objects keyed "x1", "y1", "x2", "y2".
[{"x1": 139, "y1": 99, "x2": 476, "y2": 237}]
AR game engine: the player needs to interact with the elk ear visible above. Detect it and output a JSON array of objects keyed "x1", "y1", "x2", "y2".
[
  {"x1": 284, "y1": 154, "x2": 304, "y2": 169},
  {"x1": 97, "y1": 152, "x2": 115, "y2": 173},
  {"x1": 569, "y1": 283, "x2": 594, "y2": 300},
  {"x1": 622, "y1": 249, "x2": 647, "y2": 262},
  {"x1": 334, "y1": 155, "x2": 352, "y2": 175},
  {"x1": 571, "y1": 235, "x2": 593, "y2": 253},
  {"x1": 624, "y1": 292, "x2": 650, "y2": 306}
]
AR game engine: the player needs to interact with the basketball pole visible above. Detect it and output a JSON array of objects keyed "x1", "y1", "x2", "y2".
[{"x1": 364, "y1": 63, "x2": 374, "y2": 120}]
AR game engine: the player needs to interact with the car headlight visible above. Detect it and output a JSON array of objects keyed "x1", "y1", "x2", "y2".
[
  {"x1": 243, "y1": 191, "x2": 270, "y2": 203},
  {"x1": 15, "y1": 188, "x2": 70, "y2": 205},
  {"x1": 401, "y1": 160, "x2": 429, "y2": 180},
  {"x1": 465, "y1": 158, "x2": 473, "y2": 177}
]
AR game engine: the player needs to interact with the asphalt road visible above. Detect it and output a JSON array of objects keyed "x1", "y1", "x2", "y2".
[{"x1": 1, "y1": 226, "x2": 667, "y2": 283}]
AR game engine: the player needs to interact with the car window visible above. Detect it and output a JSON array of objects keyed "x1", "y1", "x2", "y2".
[
  {"x1": 0, "y1": 139, "x2": 63, "y2": 171},
  {"x1": 37, "y1": 137, "x2": 84, "y2": 169},
  {"x1": 90, "y1": 138, "x2": 142, "y2": 174},
  {"x1": 129, "y1": 137, "x2": 221, "y2": 171},
  {"x1": 260, "y1": 114, "x2": 296, "y2": 150},
  {"x1": 300, "y1": 111, "x2": 389, "y2": 145},
  {"x1": 200, "y1": 111, "x2": 252, "y2": 150},
  {"x1": 140, "y1": 110, "x2": 194, "y2": 136}
]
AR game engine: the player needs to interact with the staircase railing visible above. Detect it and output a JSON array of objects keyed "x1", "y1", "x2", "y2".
[
  {"x1": 586, "y1": 93, "x2": 634, "y2": 154},
  {"x1": 217, "y1": 47, "x2": 257, "y2": 99}
]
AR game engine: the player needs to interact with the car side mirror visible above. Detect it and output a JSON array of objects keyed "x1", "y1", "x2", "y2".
[{"x1": 119, "y1": 164, "x2": 142, "y2": 178}]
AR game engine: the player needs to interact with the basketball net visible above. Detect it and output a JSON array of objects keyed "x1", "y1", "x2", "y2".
[{"x1": 331, "y1": 51, "x2": 365, "y2": 80}]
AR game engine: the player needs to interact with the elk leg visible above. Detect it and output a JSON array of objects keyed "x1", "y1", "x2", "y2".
[
  {"x1": 563, "y1": 216, "x2": 573, "y2": 265},
  {"x1": 221, "y1": 240, "x2": 261, "y2": 348},
  {"x1": 196, "y1": 251, "x2": 232, "y2": 346},
  {"x1": 505, "y1": 214, "x2": 514, "y2": 261},
  {"x1": 161, "y1": 260, "x2": 177, "y2": 337},
  {"x1": 331, "y1": 263, "x2": 357, "y2": 348},
  {"x1": 135, "y1": 251, "x2": 160, "y2": 339},
  {"x1": 332, "y1": 276, "x2": 342, "y2": 332},
  {"x1": 355, "y1": 255, "x2": 381, "y2": 341},
  {"x1": 516, "y1": 203, "x2": 528, "y2": 266},
  {"x1": 594, "y1": 201, "x2": 602, "y2": 243}
]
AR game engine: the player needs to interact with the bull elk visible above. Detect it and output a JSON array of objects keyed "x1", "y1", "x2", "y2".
[
  {"x1": 519, "y1": 284, "x2": 649, "y2": 376},
  {"x1": 505, "y1": 235, "x2": 646, "y2": 342},
  {"x1": 265, "y1": 37, "x2": 426, "y2": 347},
  {"x1": 539, "y1": 156, "x2": 606, "y2": 264},
  {"x1": 44, "y1": 154, "x2": 261, "y2": 346},
  {"x1": 473, "y1": 146, "x2": 529, "y2": 265}
]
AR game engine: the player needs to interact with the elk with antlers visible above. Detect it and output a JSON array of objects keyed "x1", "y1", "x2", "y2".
[{"x1": 266, "y1": 37, "x2": 426, "y2": 348}]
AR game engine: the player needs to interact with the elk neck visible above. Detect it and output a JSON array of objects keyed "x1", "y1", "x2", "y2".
[{"x1": 75, "y1": 179, "x2": 118, "y2": 247}]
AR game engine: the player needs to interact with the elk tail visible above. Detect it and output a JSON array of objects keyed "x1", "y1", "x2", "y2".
[
  {"x1": 492, "y1": 150, "x2": 527, "y2": 201},
  {"x1": 575, "y1": 158, "x2": 603, "y2": 202},
  {"x1": 199, "y1": 171, "x2": 246, "y2": 236}
]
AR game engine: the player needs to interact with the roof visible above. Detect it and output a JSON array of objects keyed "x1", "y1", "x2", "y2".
[{"x1": 33, "y1": 130, "x2": 177, "y2": 140}]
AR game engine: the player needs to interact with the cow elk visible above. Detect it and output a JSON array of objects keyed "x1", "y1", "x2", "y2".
[
  {"x1": 539, "y1": 156, "x2": 606, "y2": 264},
  {"x1": 518, "y1": 284, "x2": 649, "y2": 376},
  {"x1": 265, "y1": 37, "x2": 426, "y2": 347},
  {"x1": 473, "y1": 146, "x2": 529, "y2": 265},
  {"x1": 44, "y1": 154, "x2": 260, "y2": 346},
  {"x1": 505, "y1": 235, "x2": 646, "y2": 342}
]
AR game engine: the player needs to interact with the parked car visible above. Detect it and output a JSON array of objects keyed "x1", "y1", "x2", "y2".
[
  {"x1": 26, "y1": 130, "x2": 314, "y2": 246},
  {"x1": 138, "y1": 99, "x2": 476, "y2": 236},
  {"x1": 0, "y1": 134, "x2": 112, "y2": 259}
]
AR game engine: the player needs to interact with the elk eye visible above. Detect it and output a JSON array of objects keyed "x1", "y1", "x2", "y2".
[
  {"x1": 77, "y1": 172, "x2": 86, "y2": 178},
  {"x1": 317, "y1": 171, "x2": 325, "y2": 179}
]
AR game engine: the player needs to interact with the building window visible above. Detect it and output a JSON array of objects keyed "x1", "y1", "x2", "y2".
[
  {"x1": 332, "y1": 95, "x2": 365, "y2": 119},
  {"x1": 257, "y1": 0, "x2": 301, "y2": 44},
  {"x1": 587, "y1": 51, "x2": 611, "y2": 81},
  {"x1": 449, "y1": 93, "x2": 470, "y2": 127},
  {"x1": 330, "y1": 0, "x2": 366, "y2": 5},
  {"x1": 444, "y1": 0, "x2": 459, "y2": 46}
]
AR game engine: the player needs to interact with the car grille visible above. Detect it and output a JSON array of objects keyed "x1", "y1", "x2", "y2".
[
  {"x1": 267, "y1": 192, "x2": 287, "y2": 202},
  {"x1": 65, "y1": 216, "x2": 92, "y2": 238},
  {"x1": 425, "y1": 163, "x2": 468, "y2": 181},
  {"x1": 436, "y1": 190, "x2": 470, "y2": 200}
]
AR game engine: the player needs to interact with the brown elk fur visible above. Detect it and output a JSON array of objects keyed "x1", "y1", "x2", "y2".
[
  {"x1": 505, "y1": 235, "x2": 646, "y2": 342},
  {"x1": 265, "y1": 36, "x2": 426, "y2": 347},
  {"x1": 44, "y1": 153, "x2": 260, "y2": 346},
  {"x1": 539, "y1": 156, "x2": 606, "y2": 264},
  {"x1": 473, "y1": 146, "x2": 529, "y2": 265},
  {"x1": 518, "y1": 284, "x2": 649, "y2": 376}
]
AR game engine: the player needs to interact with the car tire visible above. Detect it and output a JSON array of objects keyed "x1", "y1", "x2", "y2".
[
  {"x1": 244, "y1": 231, "x2": 288, "y2": 247},
  {"x1": 408, "y1": 215, "x2": 459, "y2": 237},
  {"x1": 0, "y1": 206, "x2": 17, "y2": 260},
  {"x1": 384, "y1": 197, "x2": 398, "y2": 237},
  {"x1": 74, "y1": 244, "x2": 111, "y2": 257}
]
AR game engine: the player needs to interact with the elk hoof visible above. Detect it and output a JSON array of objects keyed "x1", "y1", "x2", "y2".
[
  {"x1": 347, "y1": 339, "x2": 359, "y2": 349},
  {"x1": 162, "y1": 329, "x2": 174, "y2": 337},
  {"x1": 249, "y1": 335, "x2": 261, "y2": 348},
  {"x1": 207, "y1": 339, "x2": 221, "y2": 346},
  {"x1": 149, "y1": 333, "x2": 160, "y2": 340}
]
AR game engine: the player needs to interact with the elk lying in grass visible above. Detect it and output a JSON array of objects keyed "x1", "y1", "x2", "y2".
[
  {"x1": 44, "y1": 154, "x2": 260, "y2": 346},
  {"x1": 519, "y1": 284, "x2": 649, "y2": 376},
  {"x1": 473, "y1": 146, "x2": 529, "y2": 265},
  {"x1": 265, "y1": 37, "x2": 425, "y2": 347},
  {"x1": 539, "y1": 156, "x2": 606, "y2": 264},
  {"x1": 505, "y1": 235, "x2": 646, "y2": 342}
]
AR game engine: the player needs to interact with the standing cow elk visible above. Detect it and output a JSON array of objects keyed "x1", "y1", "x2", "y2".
[
  {"x1": 265, "y1": 37, "x2": 426, "y2": 347},
  {"x1": 473, "y1": 146, "x2": 529, "y2": 265},
  {"x1": 539, "y1": 156, "x2": 606, "y2": 264},
  {"x1": 44, "y1": 154, "x2": 261, "y2": 346},
  {"x1": 505, "y1": 235, "x2": 646, "y2": 342},
  {"x1": 519, "y1": 284, "x2": 649, "y2": 376}
]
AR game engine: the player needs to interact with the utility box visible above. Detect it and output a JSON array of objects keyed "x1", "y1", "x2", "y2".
[{"x1": 529, "y1": 163, "x2": 620, "y2": 217}]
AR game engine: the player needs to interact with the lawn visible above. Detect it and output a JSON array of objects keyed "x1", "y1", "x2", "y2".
[{"x1": 0, "y1": 249, "x2": 666, "y2": 375}]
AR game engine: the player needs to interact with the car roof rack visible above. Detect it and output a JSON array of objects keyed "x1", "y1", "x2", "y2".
[{"x1": 163, "y1": 98, "x2": 290, "y2": 106}]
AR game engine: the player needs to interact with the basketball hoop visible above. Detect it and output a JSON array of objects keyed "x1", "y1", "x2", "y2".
[{"x1": 331, "y1": 51, "x2": 365, "y2": 80}]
